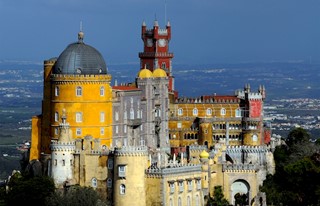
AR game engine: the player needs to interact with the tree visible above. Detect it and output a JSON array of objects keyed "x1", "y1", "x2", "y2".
[
  {"x1": 207, "y1": 186, "x2": 229, "y2": 206},
  {"x1": 46, "y1": 185, "x2": 105, "y2": 206},
  {"x1": 5, "y1": 175, "x2": 55, "y2": 206}
]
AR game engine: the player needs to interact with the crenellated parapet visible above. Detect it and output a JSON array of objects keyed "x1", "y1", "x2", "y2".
[
  {"x1": 175, "y1": 96, "x2": 240, "y2": 104},
  {"x1": 146, "y1": 163, "x2": 201, "y2": 177},
  {"x1": 51, "y1": 74, "x2": 112, "y2": 84},
  {"x1": 51, "y1": 141, "x2": 75, "y2": 152},
  {"x1": 114, "y1": 146, "x2": 148, "y2": 156},
  {"x1": 222, "y1": 163, "x2": 257, "y2": 172},
  {"x1": 226, "y1": 145, "x2": 268, "y2": 153}
]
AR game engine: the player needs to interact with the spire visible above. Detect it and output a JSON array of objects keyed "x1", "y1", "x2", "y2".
[
  {"x1": 166, "y1": 20, "x2": 171, "y2": 27},
  {"x1": 142, "y1": 20, "x2": 146, "y2": 27},
  {"x1": 78, "y1": 21, "x2": 84, "y2": 43}
]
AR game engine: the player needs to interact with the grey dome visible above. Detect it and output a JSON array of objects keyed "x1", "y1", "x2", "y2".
[{"x1": 53, "y1": 34, "x2": 107, "y2": 75}]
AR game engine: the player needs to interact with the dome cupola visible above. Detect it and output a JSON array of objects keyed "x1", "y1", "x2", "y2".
[{"x1": 53, "y1": 31, "x2": 107, "y2": 75}]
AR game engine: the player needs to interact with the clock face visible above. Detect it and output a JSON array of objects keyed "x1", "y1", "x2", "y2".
[
  {"x1": 158, "y1": 39, "x2": 166, "y2": 47},
  {"x1": 147, "y1": 38, "x2": 153, "y2": 47}
]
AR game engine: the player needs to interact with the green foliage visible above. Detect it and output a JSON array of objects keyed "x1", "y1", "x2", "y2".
[
  {"x1": 207, "y1": 186, "x2": 229, "y2": 206},
  {"x1": 5, "y1": 175, "x2": 55, "y2": 206},
  {"x1": 261, "y1": 128, "x2": 320, "y2": 206},
  {"x1": 46, "y1": 185, "x2": 104, "y2": 206}
]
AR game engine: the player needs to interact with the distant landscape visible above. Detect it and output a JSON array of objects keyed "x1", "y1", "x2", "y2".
[{"x1": 0, "y1": 61, "x2": 319, "y2": 178}]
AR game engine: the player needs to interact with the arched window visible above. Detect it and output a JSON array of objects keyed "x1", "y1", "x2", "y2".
[
  {"x1": 107, "y1": 178, "x2": 112, "y2": 188},
  {"x1": 55, "y1": 111, "x2": 59, "y2": 122},
  {"x1": 130, "y1": 108, "x2": 134, "y2": 119},
  {"x1": 55, "y1": 86, "x2": 59, "y2": 96},
  {"x1": 221, "y1": 108, "x2": 226, "y2": 116},
  {"x1": 76, "y1": 86, "x2": 82, "y2": 96},
  {"x1": 100, "y1": 112, "x2": 105, "y2": 122},
  {"x1": 178, "y1": 197, "x2": 182, "y2": 206},
  {"x1": 193, "y1": 108, "x2": 198, "y2": 116},
  {"x1": 178, "y1": 108, "x2": 183, "y2": 116},
  {"x1": 187, "y1": 196, "x2": 191, "y2": 206},
  {"x1": 206, "y1": 108, "x2": 212, "y2": 115},
  {"x1": 100, "y1": 86, "x2": 105, "y2": 96},
  {"x1": 161, "y1": 62, "x2": 166, "y2": 69},
  {"x1": 120, "y1": 184, "x2": 126, "y2": 195},
  {"x1": 76, "y1": 112, "x2": 83, "y2": 122},
  {"x1": 115, "y1": 112, "x2": 119, "y2": 121},
  {"x1": 91, "y1": 178, "x2": 97, "y2": 188},
  {"x1": 235, "y1": 108, "x2": 242, "y2": 117}
]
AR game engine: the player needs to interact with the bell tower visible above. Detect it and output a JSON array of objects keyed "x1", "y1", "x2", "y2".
[{"x1": 139, "y1": 20, "x2": 176, "y2": 96}]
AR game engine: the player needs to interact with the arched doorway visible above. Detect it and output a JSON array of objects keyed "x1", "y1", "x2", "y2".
[{"x1": 231, "y1": 180, "x2": 250, "y2": 206}]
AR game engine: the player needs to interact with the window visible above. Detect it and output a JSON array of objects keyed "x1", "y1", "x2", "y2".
[
  {"x1": 54, "y1": 128, "x2": 59, "y2": 135},
  {"x1": 62, "y1": 160, "x2": 65, "y2": 166},
  {"x1": 137, "y1": 109, "x2": 141, "y2": 118},
  {"x1": 100, "y1": 86, "x2": 105, "y2": 96},
  {"x1": 54, "y1": 159, "x2": 57, "y2": 166},
  {"x1": 178, "y1": 108, "x2": 183, "y2": 116},
  {"x1": 76, "y1": 112, "x2": 83, "y2": 123},
  {"x1": 196, "y1": 179, "x2": 201, "y2": 190},
  {"x1": 107, "y1": 178, "x2": 112, "y2": 188},
  {"x1": 115, "y1": 112, "x2": 119, "y2": 121},
  {"x1": 187, "y1": 180, "x2": 193, "y2": 191},
  {"x1": 100, "y1": 128, "x2": 104, "y2": 135},
  {"x1": 130, "y1": 108, "x2": 134, "y2": 119},
  {"x1": 177, "y1": 122, "x2": 182, "y2": 128},
  {"x1": 235, "y1": 108, "x2": 242, "y2": 117},
  {"x1": 206, "y1": 108, "x2": 212, "y2": 115},
  {"x1": 178, "y1": 181, "x2": 184, "y2": 192},
  {"x1": 178, "y1": 197, "x2": 182, "y2": 206},
  {"x1": 195, "y1": 195, "x2": 200, "y2": 206},
  {"x1": 187, "y1": 196, "x2": 191, "y2": 206},
  {"x1": 161, "y1": 62, "x2": 166, "y2": 69},
  {"x1": 70, "y1": 160, "x2": 73, "y2": 166},
  {"x1": 220, "y1": 108, "x2": 226, "y2": 116},
  {"x1": 169, "y1": 182, "x2": 175, "y2": 193},
  {"x1": 118, "y1": 165, "x2": 126, "y2": 177},
  {"x1": 108, "y1": 159, "x2": 113, "y2": 169},
  {"x1": 124, "y1": 125, "x2": 127, "y2": 133},
  {"x1": 55, "y1": 86, "x2": 59, "y2": 96},
  {"x1": 55, "y1": 112, "x2": 59, "y2": 122},
  {"x1": 115, "y1": 126, "x2": 119, "y2": 134},
  {"x1": 91, "y1": 178, "x2": 97, "y2": 188},
  {"x1": 193, "y1": 108, "x2": 198, "y2": 116},
  {"x1": 76, "y1": 128, "x2": 82, "y2": 136},
  {"x1": 100, "y1": 112, "x2": 105, "y2": 122},
  {"x1": 76, "y1": 86, "x2": 82, "y2": 96},
  {"x1": 155, "y1": 108, "x2": 161, "y2": 117},
  {"x1": 124, "y1": 111, "x2": 127, "y2": 120},
  {"x1": 120, "y1": 184, "x2": 126, "y2": 195}
]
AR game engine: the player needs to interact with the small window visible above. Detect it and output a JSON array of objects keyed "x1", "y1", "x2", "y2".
[
  {"x1": 76, "y1": 112, "x2": 83, "y2": 123},
  {"x1": 177, "y1": 122, "x2": 182, "y2": 128},
  {"x1": 155, "y1": 108, "x2": 161, "y2": 117},
  {"x1": 161, "y1": 62, "x2": 166, "y2": 69},
  {"x1": 100, "y1": 86, "x2": 105, "y2": 96},
  {"x1": 91, "y1": 178, "x2": 97, "y2": 188},
  {"x1": 178, "y1": 181, "x2": 184, "y2": 192},
  {"x1": 220, "y1": 108, "x2": 226, "y2": 116},
  {"x1": 100, "y1": 112, "x2": 105, "y2": 123},
  {"x1": 124, "y1": 125, "x2": 127, "y2": 133},
  {"x1": 76, "y1": 86, "x2": 82, "y2": 96},
  {"x1": 196, "y1": 179, "x2": 201, "y2": 190},
  {"x1": 120, "y1": 184, "x2": 126, "y2": 195},
  {"x1": 178, "y1": 108, "x2": 183, "y2": 116},
  {"x1": 108, "y1": 159, "x2": 113, "y2": 169},
  {"x1": 55, "y1": 112, "x2": 59, "y2": 122},
  {"x1": 235, "y1": 108, "x2": 242, "y2": 117},
  {"x1": 55, "y1": 86, "x2": 59, "y2": 96},
  {"x1": 193, "y1": 108, "x2": 198, "y2": 116},
  {"x1": 187, "y1": 180, "x2": 193, "y2": 191},
  {"x1": 115, "y1": 112, "x2": 119, "y2": 121},
  {"x1": 54, "y1": 128, "x2": 59, "y2": 135},
  {"x1": 206, "y1": 108, "x2": 212, "y2": 115},
  {"x1": 76, "y1": 128, "x2": 82, "y2": 136},
  {"x1": 170, "y1": 182, "x2": 175, "y2": 193},
  {"x1": 130, "y1": 108, "x2": 134, "y2": 119},
  {"x1": 107, "y1": 178, "x2": 112, "y2": 188},
  {"x1": 115, "y1": 126, "x2": 119, "y2": 134},
  {"x1": 118, "y1": 165, "x2": 126, "y2": 177},
  {"x1": 178, "y1": 197, "x2": 182, "y2": 206},
  {"x1": 62, "y1": 160, "x2": 65, "y2": 166},
  {"x1": 100, "y1": 128, "x2": 104, "y2": 135}
]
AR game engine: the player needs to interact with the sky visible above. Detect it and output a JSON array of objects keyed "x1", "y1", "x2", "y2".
[{"x1": 1, "y1": 0, "x2": 320, "y2": 65}]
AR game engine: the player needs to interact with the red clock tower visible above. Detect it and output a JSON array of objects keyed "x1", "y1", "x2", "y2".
[{"x1": 139, "y1": 20, "x2": 176, "y2": 97}]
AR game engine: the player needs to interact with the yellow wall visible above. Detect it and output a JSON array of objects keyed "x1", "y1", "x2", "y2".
[{"x1": 29, "y1": 116, "x2": 41, "y2": 160}]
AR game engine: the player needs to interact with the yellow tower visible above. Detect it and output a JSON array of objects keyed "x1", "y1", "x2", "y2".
[{"x1": 30, "y1": 31, "x2": 113, "y2": 160}]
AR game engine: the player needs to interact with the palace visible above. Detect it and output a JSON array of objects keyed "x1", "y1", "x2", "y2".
[{"x1": 28, "y1": 20, "x2": 275, "y2": 206}]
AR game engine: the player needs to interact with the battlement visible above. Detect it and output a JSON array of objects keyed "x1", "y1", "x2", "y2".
[
  {"x1": 51, "y1": 141, "x2": 75, "y2": 152},
  {"x1": 51, "y1": 74, "x2": 112, "y2": 82},
  {"x1": 222, "y1": 163, "x2": 257, "y2": 172},
  {"x1": 226, "y1": 145, "x2": 268, "y2": 153},
  {"x1": 158, "y1": 29, "x2": 168, "y2": 35},
  {"x1": 236, "y1": 91, "x2": 263, "y2": 100},
  {"x1": 146, "y1": 163, "x2": 201, "y2": 176},
  {"x1": 114, "y1": 146, "x2": 148, "y2": 156},
  {"x1": 175, "y1": 96, "x2": 240, "y2": 104},
  {"x1": 138, "y1": 52, "x2": 174, "y2": 58}
]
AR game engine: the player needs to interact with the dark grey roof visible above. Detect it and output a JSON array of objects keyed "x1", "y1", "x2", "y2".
[{"x1": 53, "y1": 37, "x2": 107, "y2": 75}]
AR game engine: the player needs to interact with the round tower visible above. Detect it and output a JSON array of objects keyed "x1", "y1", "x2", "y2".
[
  {"x1": 113, "y1": 146, "x2": 148, "y2": 206},
  {"x1": 50, "y1": 110, "x2": 75, "y2": 188}
]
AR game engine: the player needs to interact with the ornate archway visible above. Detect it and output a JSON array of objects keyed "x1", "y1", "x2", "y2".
[{"x1": 231, "y1": 180, "x2": 250, "y2": 206}]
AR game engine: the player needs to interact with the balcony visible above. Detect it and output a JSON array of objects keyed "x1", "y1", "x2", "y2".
[{"x1": 127, "y1": 118, "x2": 142, "y2": 126}]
